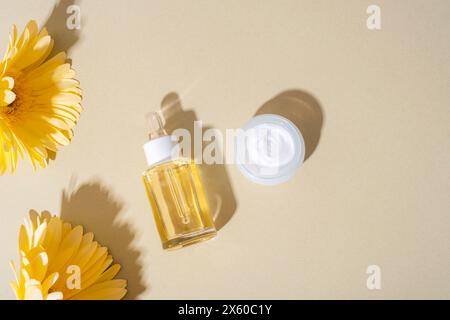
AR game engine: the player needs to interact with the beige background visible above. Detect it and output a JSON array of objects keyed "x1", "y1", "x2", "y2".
[{"x1": 1, "y1": 0, "x2": 449, "y2": 299}]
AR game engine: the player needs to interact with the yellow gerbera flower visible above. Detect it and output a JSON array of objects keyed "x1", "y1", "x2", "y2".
[
  {"x1": 0, "y1": 20, "x2": 82, "y2": 174},
  {"x1": 10, "y1": 211, "x2": 127, "y2": 300}
]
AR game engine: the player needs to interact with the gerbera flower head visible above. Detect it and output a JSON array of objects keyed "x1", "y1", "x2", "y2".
[
  {"x1": 0, "y1": 20, "x2": 82, "y2": 174},
  {"x1": 10, "y1": 211, "x2": 127, "y2": 300}
]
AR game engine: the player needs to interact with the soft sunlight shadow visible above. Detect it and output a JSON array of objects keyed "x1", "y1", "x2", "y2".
[
  {"x1": 161, "y1": 92, "x2": 238, "y2": 231},
  {"x1": 256, "y1": 90, "x2": 324, "y2": 162},
  {"x1": 60, "y1": 180, "x2": 146, "y2": 299},
  {"x1": 44, "y1": 0, "x2": 83, "y2": 55}
]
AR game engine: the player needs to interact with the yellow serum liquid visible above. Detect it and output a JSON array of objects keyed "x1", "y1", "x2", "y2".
[{"x1": 143, "y1": 158, "x2": 216, "y2": 250}]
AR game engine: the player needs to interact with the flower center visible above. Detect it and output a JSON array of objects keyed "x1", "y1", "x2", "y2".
[{"x1": 0, "y1": 81, "x2": 32, "y2": 124}]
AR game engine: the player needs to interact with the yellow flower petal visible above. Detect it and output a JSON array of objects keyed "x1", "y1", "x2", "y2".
[
  {"x1": 95, "y1": 264, "x2": 121, "y2": 283},
  {"x1": 0, "y1": 76, "x2": 14, "y2": 89},
  {"x1": 48, "y1": 225, "x2": 83, "y2": 273},
  {"x1": 11, "y1": 212, "x2": 127, "y2": 300},
  {"x1": 0, "y1": 89, "x2": 16, "y2": 106},
  {"x1": 46, "y1": 292, "x2": 63, "y2": 300},
  {"x1": 41, "y1": 272, "x2": 59, "y2": 294},
  {"x1": 70, "y1": 287, "x2": 127, "y2": 300},
  {"x1": 0, "y1": 20, "x2": 82, "y2": 174}
]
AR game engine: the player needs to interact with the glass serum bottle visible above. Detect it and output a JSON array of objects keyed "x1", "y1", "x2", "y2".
[{"x1": 142, "y1": 112, "x2": 216, "y2": 250}]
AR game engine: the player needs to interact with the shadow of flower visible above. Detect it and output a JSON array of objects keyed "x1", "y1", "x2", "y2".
[
  {"x1": 60, "y1": 180, "x2": 146, "y2": 299},
  {"x1": 44, "y1": 0, "x2": 83, "y2": 55}
]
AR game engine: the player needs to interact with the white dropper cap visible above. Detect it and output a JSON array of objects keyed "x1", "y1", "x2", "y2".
[{"x1": 143, "y1": 112, "x2": 179, "y2": 167}]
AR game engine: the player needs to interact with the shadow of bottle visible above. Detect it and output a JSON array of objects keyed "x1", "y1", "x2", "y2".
[
  {"x1": 44, "y1": 0, "x2": 83, "y2": 55},
  {"x1": 160, "y1": 92, "x2": 238, "y2": 231},
  {"x1": 255, "y1": 90, "x2": 324, "y2": 161},
  {"x1": 60, "y1": 180, "x2": 146, "y2": 300}
]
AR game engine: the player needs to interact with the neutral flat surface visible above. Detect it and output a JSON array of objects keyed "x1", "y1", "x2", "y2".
[{"x1": 1, "y1": 0, "x2": 449, "y2": 299}]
